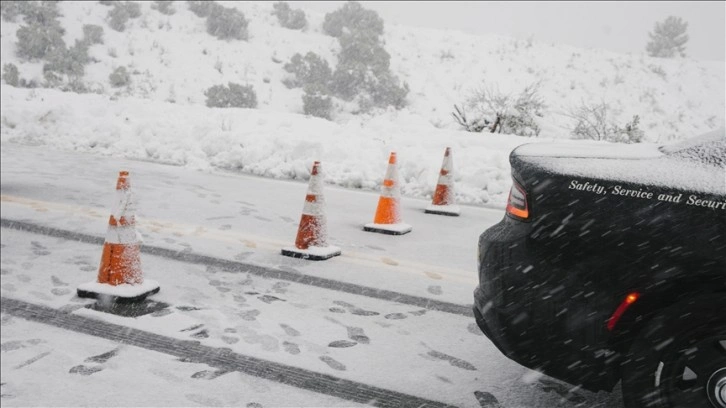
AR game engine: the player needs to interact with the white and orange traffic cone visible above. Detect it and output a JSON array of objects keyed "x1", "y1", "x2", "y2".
[
  {"x1": 364, "y1": 152, "x2": 412, "y2": 235},
  {"x1": 77, "y1": 171, "x2": 160, "y2": 302},
  {"x1": 281, "y1": 161, "x2": 341, "y2": 261},
  {"x1": 425, "y1": 147, "x2": 460, "y2": 216}
]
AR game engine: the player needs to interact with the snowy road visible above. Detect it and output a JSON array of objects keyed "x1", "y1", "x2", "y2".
[{"x1": 1, "y1": 143, "x2": 622, "y2": 407}]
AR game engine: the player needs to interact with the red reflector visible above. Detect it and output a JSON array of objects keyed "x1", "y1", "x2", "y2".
[
  {"x1": 506, "y1": 181, "x2": 529, "y2": 220},
  {"x1": 607, "y1": 292, "x2": 640, "y2": 331}
]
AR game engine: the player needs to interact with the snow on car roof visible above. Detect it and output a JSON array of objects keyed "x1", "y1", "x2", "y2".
[{"x1": 515, "y1": 129, "x2": 726, "y2": 195}]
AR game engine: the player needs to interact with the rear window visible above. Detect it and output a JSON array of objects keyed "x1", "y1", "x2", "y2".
[{"x1": 660, "y1": 128, "x2": 726, "y2": 168}]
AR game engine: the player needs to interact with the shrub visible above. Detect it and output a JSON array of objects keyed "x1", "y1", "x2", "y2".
[
  {"x1": 272, "y1": 2, "x2": 307, "y2": 30},
  {"x1": 3, "y1": 63, "x2": 20, "y2": 86},
  {"x1": 1, "y1": 1, "x2": 24, "y2": 22},
  {"x1": 302, "y1": 84, "x2": 332, "y2": 120},
  {"x1": 569, "y1": 102, "x2": 643, "y2": 143},
  {"x1": 187, "y1": 0, "x2": 218, "y2": 18},
  {"x1": 44, "y1": 40, "x2": 90, "y2": 78},
  {"x1": 322, "y1": 1, "x2": 383, "y2": 38},
  {"x1": 109, "y1": 66, "x2": 131, "y2": 87},
  {"x1": 21, "y1": 0, "x2": 60, "y2": 25},
  {"x1": 83, "y1": 24, "x2": 104, "y2": 45},
  {"x1": 369, "y1": 72, "x2": 409, "y2": 109},
  {"x1": 459, "y1": 81, "x2": 545, "y2": 137},
  {"x1": 329, "y1": 32, "x2": 407, "y2": 109},
  {"x1": 108, "y1": 2, "x2": 140, "y2": 32},
  {"x1": 16, "y1": 22, "x2": 66, "y2": 60},
  {"x1": 205, "y1": 83, "x2": 257, "y2": 108},
  {"x1": 283, "y1": 52, "x2": 331, "y2": 89},
  {"x1": 206, "y1": 5, "x2": 248, "y2": 40},
  {"x1": 125, "y1": 1, "x2": 141, "y2": 18},
  {"x1": 152, "y1": 0, "x2": 175, "y2": 15}
]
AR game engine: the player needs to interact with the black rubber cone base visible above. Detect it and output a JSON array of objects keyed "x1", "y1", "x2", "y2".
[
  {"x1": 84, "y1": 296, "x2": 169, "y2": 317},
  {"x1": 281, "y1": 248, "x2": 342, "y2": 261},
  {"x1": 77, "y1": 286, "x2": 161, "y2": 303},
  {"x1": 363, "y1": 225, "x2": 412, "y2": 235},
  {"x1": 424, "y1": 209, "x2": 460, "y2": 216}
]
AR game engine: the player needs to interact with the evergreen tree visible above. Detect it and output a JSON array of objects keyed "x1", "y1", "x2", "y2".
[{"x1": 646, "y1": 16, "x2": 689, "y2": 58}]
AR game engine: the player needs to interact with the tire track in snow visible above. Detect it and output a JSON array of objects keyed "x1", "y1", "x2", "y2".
[
  {"x1": 1, "y1": 296, "x2": 456, "y2": 408},
  {"x1": 0, "y1": 218, "x2": 473, "y2": 317}
]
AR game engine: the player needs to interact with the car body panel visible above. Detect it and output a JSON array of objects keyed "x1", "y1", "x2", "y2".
[{"x1": 474, "y1": 129, "x2": 726, "y2": 392}]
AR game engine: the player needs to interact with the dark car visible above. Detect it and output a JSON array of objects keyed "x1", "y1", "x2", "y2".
[{"x1": 474, "y1": 128, "x2": 726, "y2": 408}]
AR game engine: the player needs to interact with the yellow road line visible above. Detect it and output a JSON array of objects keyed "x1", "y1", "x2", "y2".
[{"x1": 1, "y1": 194, "x2": 477, "y2": 284}]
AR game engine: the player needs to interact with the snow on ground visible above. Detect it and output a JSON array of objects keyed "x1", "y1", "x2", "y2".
[
  {"x1": 1, "y1": 2, "x2": 724, "y2": 208},
  {"x1": 1, "y1": 144, "x2": 622, "y2": 407},
  {"x1": 1, "y1": 316, "x2": 358, "y2": 407}
]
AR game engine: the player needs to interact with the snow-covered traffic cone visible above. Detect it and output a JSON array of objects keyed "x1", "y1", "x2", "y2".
[
  {"x1": 281, "y1": 161, "x2": 341, "y2": 261},
  {"x1": 364, "y1": 152, "x2": 412, "y2": 235},
  {"x1": 425, "y1": 147, "x2": 460, "y2": 216},
  {"x1": 77, "y1": 171, "x2": 160, "y2": 302}
]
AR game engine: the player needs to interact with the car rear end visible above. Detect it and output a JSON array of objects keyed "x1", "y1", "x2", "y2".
[{"x1": 474, "y1": 149, "x2": 639, "y2": 392}]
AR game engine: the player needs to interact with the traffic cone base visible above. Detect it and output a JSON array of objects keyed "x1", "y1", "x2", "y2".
[
  {"x1": 77, "y1": 279, "x2": 160, "y2": 302},
  {"x1": 425, "y1": 203, "x2": 461, "y2": 216},
  {"x1": 281, "y1": 245, "x2": 342, "y2": 261},
  {"x1": 363, "y1": 222, "x2": 412, "y2": 235}
]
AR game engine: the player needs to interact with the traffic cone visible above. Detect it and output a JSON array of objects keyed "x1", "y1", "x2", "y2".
[
  {"x1": 364, "y1": 152, "x2": 412, "y2": 235},
  {"x1": 281, "y1": 161, "x2": 341, "y2": 261},
  {"x1": 425, "y1": 147, "x2": 460, "y2": 216},
  {"x1": 77, "y1": 171, "x2": 160, "y2": 302}
]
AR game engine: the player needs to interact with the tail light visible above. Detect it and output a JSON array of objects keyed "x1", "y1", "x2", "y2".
[
  {"x1": 506, "y1": 180, "x2": 529, "y2": 220},
  {"x1": 606, "y1": 292, "x2": 640, "y2": 331}
]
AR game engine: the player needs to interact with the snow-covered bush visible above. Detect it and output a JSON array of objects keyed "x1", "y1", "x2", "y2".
[
  {"x1": 108, "y1": 2, "x2": 141, "y2": 32},
  {"x1": 458, "y1": 82, "x2": 544, "y2": 137},
  {"x1": 83, "y1": 24, "x2": 104, "y2": 45},
  {"x1": 646, "y1": 16, "x2": 688, "y2": 58},
  {"x1": 283, "y1": 52, "x2": 331, "y2": 89},
  {"x1": 303, "y1": 85, "x2": 333, "y2": 120},
  {"x1": 3, "y1": 63, "x2": 20, "y2": 87},
  {"x1": 187, "y1": 1, "x2": 218, "y2": 18},
  {"x1": 329, "y1": 31, "x2": 408, "y2": 111},
  {"x1": 19, "y1": 0, "x2": 60, "y2": 25},
  {"x1": 1, "y1": 1, "x2": 25, "y2": 22},
  {"x1": 322, "y1": 1, "x2": 383, "y2": 38},
  {"x1": 569, "y1": 102, "x2": 643, "y2": 143},
  {"x1": 151, "y1": 0, "x2": 175, "y2": 15},
  {"x1": 14, "y1": 2, "x2": 65, "y2": 61},
  {"x1": 109, "y1": 66, "x2": 131, "y2": 87},
  {"x1": 44, "y1": 40, "x2": 90, "y2": 80},
  {"x1": 15, "y1": 21, "x2": 65, "y2": 60},
  {"x1": 206, "y1": 4, "x2": 248, "y2": 40},
  {"x1": 272, "y1": 2, "x2": 307, "y2": 30},
  {"x1": 205, "y1": 83, "x2": 258, "y2": 108}
]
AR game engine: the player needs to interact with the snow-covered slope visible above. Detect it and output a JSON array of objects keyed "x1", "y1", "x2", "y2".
[{"x1": 1, "y1": 1, "x2": 724, "y2": 206}]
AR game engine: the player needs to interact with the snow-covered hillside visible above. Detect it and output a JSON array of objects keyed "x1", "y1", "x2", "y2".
[{"x1": 1, "y1": 1, "x2": 724, "y2": 206}]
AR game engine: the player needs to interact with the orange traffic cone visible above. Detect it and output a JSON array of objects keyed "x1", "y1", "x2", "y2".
[
  {"x1": 281, "y1": 161, "x2": 341, "y2": 260},
  {"x1": 364, "y1": 152, "x2": 412, "y2": 235},
  {"x1": 425, "y1": 147, "x2": 460, "y2": 216},
  {"x1": 77, "y1": 171, "x2": 160, "y2": 302}
]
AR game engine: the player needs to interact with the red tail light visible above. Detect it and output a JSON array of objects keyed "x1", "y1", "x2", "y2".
[
  {"x1": 506, "y1": 180, "x2": 529, "y2": 220},
  {"x1": 606, "y1": 292, "x2": 640, "y2": 331}
]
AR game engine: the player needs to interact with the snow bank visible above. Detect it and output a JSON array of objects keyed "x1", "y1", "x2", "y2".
[{"x1": 1, "y1": 85, "x2": 530, "y2": 206}]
